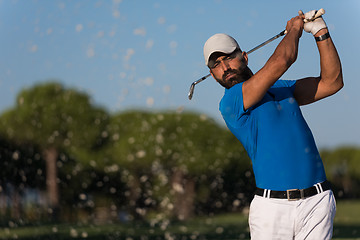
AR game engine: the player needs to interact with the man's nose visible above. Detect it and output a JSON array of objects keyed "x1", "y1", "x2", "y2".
[{"x1": 219, "y1": 60, "x2": 230, "y2": 71}]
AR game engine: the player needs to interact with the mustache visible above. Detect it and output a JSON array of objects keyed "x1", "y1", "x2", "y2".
[{"x1": 222, "y1": 69, "x2": 241, "y2": 81}]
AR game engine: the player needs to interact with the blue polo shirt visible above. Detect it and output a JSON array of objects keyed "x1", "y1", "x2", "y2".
[{"x1": 220, "y1": 80, "x2": 326, "y2": 191}]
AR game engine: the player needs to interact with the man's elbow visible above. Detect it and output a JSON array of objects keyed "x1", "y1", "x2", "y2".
[
  {"x1": 329, "y1": 70, "x2": 344, "y2": 94},
  {"x1": 335, "y1": 70, "x2": 344, "y2": 92},
  {"x1": 337, "y1": 79, "x2": 344, "y2": 92}
]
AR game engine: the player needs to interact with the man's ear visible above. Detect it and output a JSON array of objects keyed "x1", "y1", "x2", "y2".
[{"x1": 242, "y1": 51, "x2": 249, "y2": 65}]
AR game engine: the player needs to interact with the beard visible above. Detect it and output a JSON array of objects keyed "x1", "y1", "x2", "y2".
[{"x1": 218, "y1": 66, "x2": 253, "y2": 89}]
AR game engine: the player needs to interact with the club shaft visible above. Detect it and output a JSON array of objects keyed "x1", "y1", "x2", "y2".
[
  {"x1": 194, "y1": 74, "x2": 211, "y2": 85},
  {"x1": 247, "y1": 30, "x2": 286, "y2": 54}
]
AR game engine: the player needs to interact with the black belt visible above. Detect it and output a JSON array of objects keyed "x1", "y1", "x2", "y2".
[{"x1": 255, "y1": 180, "x2": 331, "y2": 201}]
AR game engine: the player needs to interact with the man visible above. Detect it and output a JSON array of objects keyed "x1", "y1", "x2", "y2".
[{"x1": 203, "y1": 10, "x2": 343, "y2": 239}]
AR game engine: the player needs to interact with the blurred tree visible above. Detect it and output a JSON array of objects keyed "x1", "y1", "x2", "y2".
[
  {"x1": 0, "y1": 136, "x2": 44, "y2": 223},
  {"x1": 102, "y1": 110, "x2": 252, "y2": 221},
  {"x1": 321, "y1": 147, "x2": 360, "y2": 198},
  {"x1": 0, "y1": 82, "x2": 109, "y2": 220}
]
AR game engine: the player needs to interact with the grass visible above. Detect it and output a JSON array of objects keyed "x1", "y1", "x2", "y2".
[
  {"x1": 333, "y1": 200, "x2": 360, "y2": 240},
  {"x1": 0, "y1": 200, "x2": 359, "y2": 240}
]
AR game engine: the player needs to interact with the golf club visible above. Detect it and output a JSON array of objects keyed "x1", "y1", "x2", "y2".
[{"x1": 188, "y1": 8, "x2": 325, "y2": 100}]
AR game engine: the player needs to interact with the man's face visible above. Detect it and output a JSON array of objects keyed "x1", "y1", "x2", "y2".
[{"x1": 209, "y1": 50, "x2": 252, "y2": 89}]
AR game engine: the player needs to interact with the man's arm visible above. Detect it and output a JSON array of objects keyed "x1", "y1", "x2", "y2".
[
  {"x1": 294, "y1": 16, "x2": 343, "y2": 105},
  {"x1": 242, "y1": 16, "x2": 304, "y2": 111}
]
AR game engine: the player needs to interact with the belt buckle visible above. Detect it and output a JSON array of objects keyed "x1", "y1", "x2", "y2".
[{"x1": 286, "y1": 189, "x2": 305, "y2": 201}]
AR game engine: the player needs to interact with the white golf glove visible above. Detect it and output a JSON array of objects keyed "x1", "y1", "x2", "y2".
[{"x1": 303, "y1": 10, "x2": 327, "y2": 35}]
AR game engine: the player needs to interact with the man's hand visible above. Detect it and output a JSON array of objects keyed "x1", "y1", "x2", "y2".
[
  {"x1": 285, "y1": 15, "x2": 304, "y2": 38},
  {"x1": 303, "y1": 10, "x2": 327, "y2": 35}
]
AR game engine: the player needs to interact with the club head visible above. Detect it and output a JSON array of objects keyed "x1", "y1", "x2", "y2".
[
  {"x1": 188, "y1": 83, "x2": 195, "y2": 100},
  {"x1": 188, "y1": 74, "x2": 211, "y2": 100}
]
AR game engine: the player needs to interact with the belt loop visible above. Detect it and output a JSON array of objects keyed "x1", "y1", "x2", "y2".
[
  {"x1": 318, "y1": 182, "x2": 324, "y2": 192},
  {"x1": 300, "y1": 189, "x2": 305, "y2": 199},
  {"x1": 262, "y1": 189, "x2": 267, "y2": 198},
  {"x1": 314, "y1": 183, "x2": 320, "y2": 194},
  {"x1": 263, "y1": 189, "x2": 271, "y2": 198}
]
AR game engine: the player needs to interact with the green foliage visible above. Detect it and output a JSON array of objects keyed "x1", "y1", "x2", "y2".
[
  {"x1": 0, "y1": 82, "x2": 111, "y2": 221},
  {"x1": 0, "y1": 81, "x2": 253, "y2": 221},
  {"x1": 103, "y1": 110, "x2": 248, "y2": 176},
  {"x1": 0, "y1": 136, "x2": 45, "y2": 189},
  {"x1": 321, "y1": 147, "x2": 360, "y2": 198},
  {"x1": 0, "y1": 82, "x2": 109, "y2": 160},
  {"x1": 98, "y1": 110, "x2": 253, "y2": 218},
  {"x1": 322, "y1": 147, "x2": 360, "y2": 178}
]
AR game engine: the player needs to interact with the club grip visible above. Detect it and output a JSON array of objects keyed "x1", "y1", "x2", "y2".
[
  {"x1": 314, "y1": 8, "x2": 325, "y2": 19},
  {"x1": 302, "y1": 8, "x2": 325, "y2": 22}
]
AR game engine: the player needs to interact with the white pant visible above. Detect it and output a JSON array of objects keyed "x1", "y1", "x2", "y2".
[{"x1": 249, "y1": 190, "x2": 336, "y2": 240}]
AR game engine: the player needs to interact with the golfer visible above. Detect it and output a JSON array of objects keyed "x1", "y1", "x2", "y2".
[{"x1": 203, "y1": 10, "x2": 343, "y2": 239}]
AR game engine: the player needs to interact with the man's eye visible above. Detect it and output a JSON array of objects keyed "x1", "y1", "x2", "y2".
[
  {"x1": 212, "y1": 62, "x2": 219, "y2": 68},
  {"x1": 228, "y1": 54, "x2": 236, "y2": 59}
]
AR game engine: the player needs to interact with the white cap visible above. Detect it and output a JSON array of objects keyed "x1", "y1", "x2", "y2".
[{"x1": 203, "y1": 33, "x2": 240, "y2": 66}]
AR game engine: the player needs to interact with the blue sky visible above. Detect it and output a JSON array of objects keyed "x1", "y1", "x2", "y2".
[{"x1": 0, "y1": 0, "x2": 359, "y2": 149}]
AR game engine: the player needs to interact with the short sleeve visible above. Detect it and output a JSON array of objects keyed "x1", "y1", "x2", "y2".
[
  {"x1": 219, "y1": 83, "x2": 248, "y2": 128},
  {"x1": 273, "y1": 79, "x2": 297, "y2": 93}
]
